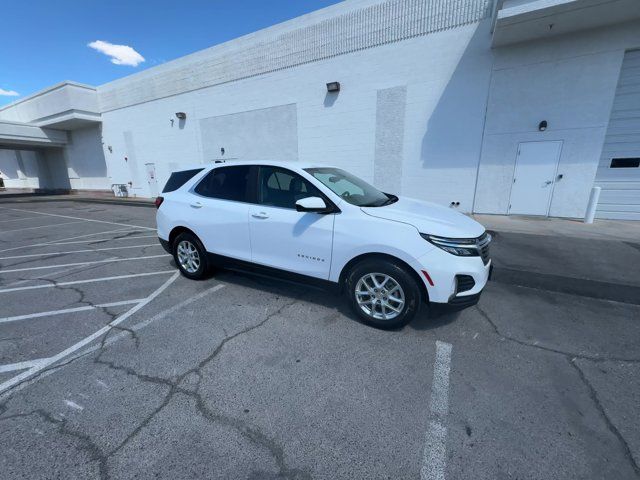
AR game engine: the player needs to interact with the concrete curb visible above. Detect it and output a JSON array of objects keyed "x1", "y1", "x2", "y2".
[{"x1": 0, "y1": 195, "x2": 155, "y2": 208}]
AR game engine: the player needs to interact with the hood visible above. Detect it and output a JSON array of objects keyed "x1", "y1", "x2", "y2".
[{"x1": 361, "y1": 196, "x2": 486, "y2": 238}]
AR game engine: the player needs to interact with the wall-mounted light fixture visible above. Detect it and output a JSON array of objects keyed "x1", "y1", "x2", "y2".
[
  {"x1": 538, "y1": 120, "x2": 548, "y2": 131},
  {"x1": 326, "y1": 82, "x2": 340, "y2": 93},
  {"x1": 175, "y1": 112, "x2": 187, "y2": 120}
]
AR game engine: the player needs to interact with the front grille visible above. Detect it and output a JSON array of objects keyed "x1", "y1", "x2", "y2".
[
  {"x1": 476, "y1": 232, "x2": 491, "y2": 265},
  {"x1": 456, "y1": 275, "x2": 475, "y2": 293}
]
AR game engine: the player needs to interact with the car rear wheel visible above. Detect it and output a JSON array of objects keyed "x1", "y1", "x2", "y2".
[
  {"x1": 345, "y1": 259, "x2": 420, "y2": 329},
  {"x1": 173, "y1": 232, "x2": 210, "y2": 280}
]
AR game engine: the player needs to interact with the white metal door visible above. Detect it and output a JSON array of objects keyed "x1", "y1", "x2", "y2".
[
  {"x1": 509, "y1": 141, "x2": 563, "y2": 216},
  {"x1": 145, "y1": 163, "x2": 158, "y2": 197}
]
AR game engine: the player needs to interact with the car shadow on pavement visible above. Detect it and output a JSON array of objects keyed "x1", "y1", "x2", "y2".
[
  {"x1": 409, "y1": 304, "x2": 461, "y2": 331},
  {"x1": 208, "y1": 268, "x2": 461, "y2": 332}
]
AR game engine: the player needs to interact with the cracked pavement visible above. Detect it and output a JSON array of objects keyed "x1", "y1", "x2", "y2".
[{"x1": 0, "y1": 200, "x2": 639, "y2": 479}]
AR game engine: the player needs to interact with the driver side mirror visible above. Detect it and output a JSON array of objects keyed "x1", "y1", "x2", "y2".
[{"x1": 295, "y1": 196, "x2": 330, "y2": 213}]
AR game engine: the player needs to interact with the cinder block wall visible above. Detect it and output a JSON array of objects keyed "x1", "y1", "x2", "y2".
[
  {"x1": 475, "y1": 20, "x2": 640, "y2": 219},
  {"x1": 98, "y1": 0, "x2": 494, "y2": 208}
]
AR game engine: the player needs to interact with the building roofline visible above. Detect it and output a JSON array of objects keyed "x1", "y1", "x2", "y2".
[
  {"x1": 0, "y1": 81, "x2": 96, "y2": 113},
  {"x1": 97, "y1": 0, "x2": 385, "y2": 90}
]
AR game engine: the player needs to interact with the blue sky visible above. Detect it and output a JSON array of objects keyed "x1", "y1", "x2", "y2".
[{"x1": 0, "y1": 0, "x2": 342, "y2": 106}]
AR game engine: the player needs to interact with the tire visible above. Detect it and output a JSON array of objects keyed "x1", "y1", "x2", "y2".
[
  {"x1": 172, "y1": 232, "x2": 210, "y2": 280},
  {"x1": 345, "y1": 258, "x2": 421, "y2": 329}
]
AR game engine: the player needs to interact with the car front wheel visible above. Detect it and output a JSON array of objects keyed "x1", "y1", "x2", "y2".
[
  {"x1": 345, "y1": 259, "x2": 421, "y2": 329},
  {"x1": 173, "y1": 232, "x2": 210, "y2": 280}
]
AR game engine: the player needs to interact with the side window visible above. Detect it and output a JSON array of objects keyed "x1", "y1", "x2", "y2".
[
  {"x1": 162, "y1": 168, "x2": 203, "y2": 193},
  {"x1": 194, "y1": 165, "x2": 252, "y2": 202},
  {"x1": 258, "y1": 167, "x2": 321, "y2": 209}
]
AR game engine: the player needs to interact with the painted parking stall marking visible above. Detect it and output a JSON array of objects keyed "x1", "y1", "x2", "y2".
[
  {"x1": 0, "y1": 272, "x2": 181, "y2": 395},
  {"x1": 0, "y1": 271, "x2": 176, "y2": 294},
  {"x1": 0, "y1": 254, "x2": 170, "y2": 274},
  {"x1": 0, "y1": 299, "x2": 146, "y2": 324},
  {"x1": 2, "y1": 206, "x2": 156, "y2": 231},
  {"x1": 0, "y1": 204, "x2": 182, "y2": 397},
  {"x1": 0, "y1": 243, "x2": 161, "y2": 261},
  {"x1": 421, "y1": 341, "x2": 453, "y2": 480}
]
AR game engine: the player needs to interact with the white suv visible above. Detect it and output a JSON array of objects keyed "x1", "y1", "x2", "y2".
[{"x1": 156, "y1": 161, "x2": 491, "y2": 328}]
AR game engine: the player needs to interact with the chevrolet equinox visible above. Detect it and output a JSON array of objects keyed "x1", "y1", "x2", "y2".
[{"x1": 156, "y1": 161, "x2": 491, "y2": 328}]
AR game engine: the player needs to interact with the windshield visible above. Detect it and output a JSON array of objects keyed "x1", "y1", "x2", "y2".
[{"x1": 304, "y1": 167, "x2": 396, "y2": 207}]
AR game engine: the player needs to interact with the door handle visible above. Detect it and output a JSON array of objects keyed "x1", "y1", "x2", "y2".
[
  {"x1": 190, "y1": 202, "x2": 203, "y2": 209},
  {"x1": 251, "y1": 212, "x2": 269, "y2": 219},
  {"x1": 544, "y1": 180, "x2": 553, "y2": 185}
]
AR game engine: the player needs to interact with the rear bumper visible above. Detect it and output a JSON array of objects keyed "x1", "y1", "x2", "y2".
[{"x1": 159, "y1": 237, "x2": 171, "y2": 254}]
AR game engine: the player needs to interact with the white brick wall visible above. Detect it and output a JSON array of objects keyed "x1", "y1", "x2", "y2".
[
  {"x1": 100, "y1": 19, "x2": 494, "y2": 205},
  {"x1": 97, "y1": 0, "x2": 492, "y2": 112},
  {"x1": 475, "y1": 19, "x2": 640, "y2": 218}
]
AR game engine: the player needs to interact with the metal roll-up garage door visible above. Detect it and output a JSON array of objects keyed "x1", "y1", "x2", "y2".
[{"x1": 595, "y1": 50, "x2": 640, "y2": 220}]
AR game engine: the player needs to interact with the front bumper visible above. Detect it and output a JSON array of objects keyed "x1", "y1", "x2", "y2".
[
  {"x1": 413, "y1": 247, "x2": 491, "y2": 304},
  {"x1": 447, "y1": 292, "x2": 482, "y2": 308}
]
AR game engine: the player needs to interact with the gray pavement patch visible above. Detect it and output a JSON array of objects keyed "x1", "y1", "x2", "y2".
[
  {"x1": 569, "y1": 359, "x2": 640, "y2": 477},
  {"x1": 492, "y1": 267, "x2": 640, "y2": 305}
]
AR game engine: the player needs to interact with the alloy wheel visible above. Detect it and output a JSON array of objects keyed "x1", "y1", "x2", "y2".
[
  {"x1": 355, "y1": 272, "x2": 405, "y2": 321},
  {"x1": 177, "y1": 240, "x2": 201, "y2": 274}
]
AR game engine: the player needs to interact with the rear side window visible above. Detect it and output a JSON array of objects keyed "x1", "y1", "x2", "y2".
[
  {"x1": 162, "y1": 168, "x2": 204, "y2": 193},
  {"x1": 194, "y1": 165, "x2": 252, "y2": 202}
]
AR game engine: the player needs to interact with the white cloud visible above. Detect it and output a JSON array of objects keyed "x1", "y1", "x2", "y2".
[
  {"x1": 88, "y1": 40, "x2": 145, "y2": 67},
  {"x1": 0, "y1": 88, "x2": 19, "y2": 97}
]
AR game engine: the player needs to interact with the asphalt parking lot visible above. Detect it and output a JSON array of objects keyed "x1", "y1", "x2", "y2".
[{"x1": 0, "y1": 200, "x2": 639, "y2": 479}]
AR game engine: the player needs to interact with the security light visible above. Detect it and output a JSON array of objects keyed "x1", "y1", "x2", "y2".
[
  {"x1": 176, "y1": 112, "x2": 187, "y2": 120},
  {"x1": 538, "y1": 120, "x2": 547, "y2": 131},
  {"x1": 326, "y1": 82, "x2": 340, "y2": 93}
]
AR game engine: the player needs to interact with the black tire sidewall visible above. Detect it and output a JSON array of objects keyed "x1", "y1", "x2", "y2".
[
  {"x1": 173, "y1": 232, "x2": 209, "y2": 280},
  {"x1": 346, "y1": 259, "x2": 420, "y2": 329}
]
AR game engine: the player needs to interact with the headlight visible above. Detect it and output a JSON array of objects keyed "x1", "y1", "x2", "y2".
[{"x1": 420, "y1": 233, "x2": 481, "y2": 256}]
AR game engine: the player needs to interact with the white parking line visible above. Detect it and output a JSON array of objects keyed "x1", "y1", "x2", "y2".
[
  {"x1": 421, "y1": 341, "x2": 453, "y2": 480},
  {"x1": 0, "y1": 282, "x2": 226, "y2": 398},
  {"x1": 4, "y1": 207, "x2": 156, "y2": 231},
  {"x1": 0, "y1": 359, "x2": 45, "y2": 374},
  {"x1": 42, "y1": 228, "x2": 145, "y2": 244},
  {"x1": 4, "y1": 263, "x2": 112, "y2": 288},
  {"x1": 0, "y1": 228, "x2": 145, "y2": 253},
  {"x1": 0, "y1": 220, "x2": 86, "y2": 234},
  {"x1": 0, "y1": 272, "x2": 180, "y2": 396},
  {"x1": 0, "y1": 299, "x2": 145, "y2": 324},
  {"x1": 50, "y1": 235, "x2": 157, "y2": 246},
  {"x1": 0, "y1": 270, "x2": 176, "y2": 293},
  {"x1": 0, "y1": 216, "x2": 44, "y2": 224},
  {"x1": 0, "y1": 244, "x2": 161, "y2": 261},
  {"x1": 0, "y1": 254, "x2": 169, "y2": 274}
]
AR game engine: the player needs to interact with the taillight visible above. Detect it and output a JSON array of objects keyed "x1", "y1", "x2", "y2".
[{"x1": 154, "y1": 196, "x2": 164, "y2": 209}]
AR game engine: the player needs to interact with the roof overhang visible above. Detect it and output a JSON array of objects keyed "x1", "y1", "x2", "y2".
[
  {"x1": 0, "y1": 81, "x2": 101, "y2": 131},
  {"x1": 34, "y1": 110, "x2": 102, "y2": 129},
  {"x1": 0, "y1": 120, "x2": 68, "y2": 148},
  {"x1": 492, "y1": 0, "x2": 640, "y2": 47}
]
